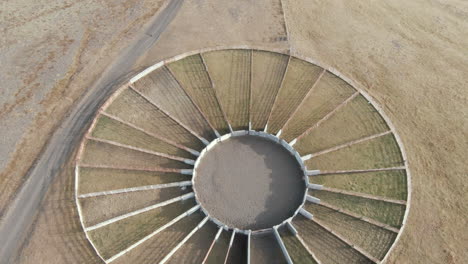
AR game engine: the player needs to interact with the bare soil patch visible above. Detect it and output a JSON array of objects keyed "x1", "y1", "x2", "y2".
[{"x1": 194, "y1": 135, "x2": 305, "y2": 230}]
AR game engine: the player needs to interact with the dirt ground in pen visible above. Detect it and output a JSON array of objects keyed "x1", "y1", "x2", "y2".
[{"x1": 194, "y1": 136, "x2": 305, "y2": 230}]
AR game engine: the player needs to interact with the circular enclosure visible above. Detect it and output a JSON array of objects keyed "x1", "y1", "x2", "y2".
[
  {"x1": 193, "y1": 132, "x2": 307, "y2": 231},
  {"x1": 75, "y1": 48, "x2": 410, "y2": 264}
]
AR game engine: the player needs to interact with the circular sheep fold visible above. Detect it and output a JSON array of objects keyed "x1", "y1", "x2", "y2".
[{"x1": 74, "y1": 48, "x2": 410, "y2": 264}]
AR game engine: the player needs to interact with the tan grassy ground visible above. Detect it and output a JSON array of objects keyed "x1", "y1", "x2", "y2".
[
  {"x1": 279, "y1": 227, "x2": 318, "y2": 264},
  {"x1": 250, "y1": 51, "x2": 289, "y2": 130},
  {"x1": 104, "y1": 88, "x2": 205, "y2": 151},
  {"x1": 250, "y1": 232, "x2": 286, "y2": 264},
  {"x1": 294, "y1": 94, "x2": 390, "y2": 153},
  {"x1": 311, "y1": 170, "x2": 407, "y2": 200},
  {"x1": 292, "y1": 215, "x2": 373, "y2": 264},
  {"x1": 16, "y1": 158, "x2": 102, "y2": 264},
  {"x1": 91, "y1": 115, "x2": 194, "y2": 159},
  {"x1": 167, "y1": 221, "x2": 218, "y2": 264},
  {"x1": 0, "y1": 0, "x2": 167, "y2": 218},
  {"x1": 78, "y1": 187, "x2": 190, "y2": 226},
  {"x1": 88, "y1": 199, "x2": 196, "y2": 260},
  {"x1": 311, "y1": 190, "x2": 405, "y2": 228},
  {"x1": 266, "y1": 57, "x2": 323, "y2": 134},
  {"x1": 304, "y1": 133, "x2": 404, "y2": 170},
  {"x1": 167, "y1": 55, "x2": 230, "y2": 135},
  {"x1": 284, "y1": 0, "x2": 468, "y2": 262},
  {"x1": 138, "y1": 0, "x2": 288, "y2": 65},
  {"x1": 280, "y1": 71, "x2": 357, "y2": 142},
  {"x1": 305, "y1": 203, "x2": 397, "y2": 260},
  {"x1": 112, "y1": 210, "x2": 204, "y2": 263},
  {"x1": 78, "y1": 167, "x2": 188, "y2": 194},
  {"x1": 133, "y1": 67, "x2": 215, "y2": 140},
  {"x1": 80, "y1": 140, "x2": 192, "y2": 169},
  {"x1": 202, "y1": 50, "x2": 251, "y2": 130}
]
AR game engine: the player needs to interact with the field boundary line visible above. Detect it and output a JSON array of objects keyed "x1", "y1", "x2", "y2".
[
  {"x1": 160, "y1": 216, "x2": 210, "y2": 264},
  {"x1": 105, "y1": 205, "x2": 200, "y2": 263},
  {"x1": 311, "y1": 218, "x2": 380, "y2": 263},
  {"x1": 295, "y1": 232, "x2": 323, "y2": 264},
  {"x1": 280, "y1": 69, "x2": 326, "y2": 133},
  {"x1": 316, "y1": 201, "x2": 400, "y2": 233},
  {"x1": 202, "y1": 227, "x2": 223, "y2": 264},
  {"x1": 129, "y1": 84, "x2": 210, "y2": 145},
  {"x1": 100, "y1": 111, "x2": 200, "y2": 156},
  {"x1": 248, "y1": 50, "x2": 254, "y2": 130},
  {"x1": 77, "y1": 163, "x2": 188, "y2": 174},
  {"x1": 315, "y1": 166, "x2": 406, "y2": 175},
  {"x1": 274, "y1": 227, "x2": 293, "y2": 264},
  {"x1": 86, "y1": 136, "x2": 194, "y2": 164},
  {"x1": 321, "y1": 187, "x2": 407, "y2": 205},
  {"x1": 78, "y1": 181, "x2": 192, "y2": 198},
  {"x1": 294, "y1": 91, "x2": 359, "y2": 143},
  {"x1": 223, "y1": 230, "x2": 236, "y2": 264},
  {"x1": 165, "y1": 65, "x2": 220, "y2": 137},
  {"x1": 200, "y1": 53, "x2": 234, "y2": 133},
  {"x1": 304, "y1": 130, "x2": 392, "y2": 159},
  {"x1": 85, "y1": 192, "x2": 194, "y2": 231},
  {"x1": 265, "y1": 55, "x2": 291, "y2": 133}
]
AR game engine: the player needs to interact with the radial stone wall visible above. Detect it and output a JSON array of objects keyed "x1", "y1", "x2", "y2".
[{"x1": 75, "y1": 48, "x2": 410, "y2": 264}]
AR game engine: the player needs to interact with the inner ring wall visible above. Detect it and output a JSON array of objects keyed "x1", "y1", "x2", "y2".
[{"x1": 191, "y1": 130, "x2": 309, "y2": 234}]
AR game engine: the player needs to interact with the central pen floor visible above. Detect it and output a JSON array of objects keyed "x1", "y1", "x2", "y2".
[{"x1": 193, "y1": 135, "x2": 305, "y2": 230}]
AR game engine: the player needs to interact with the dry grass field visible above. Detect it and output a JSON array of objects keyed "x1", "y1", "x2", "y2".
[
  {"x1": 138, "y1": 0, "x2": 288, "y2": 65},
  {"x1": 304, "y1": 203, "x2": 397, "y2": 260},
  {"x1": 78, "y1": 188, "x2": 191, "y2": 226},
  {"x1": 111, "y1": 210, "x2": 203, "y2": 263},
  {"x1": 167, "y1": 221, "x2": 218, "y2": 263},
  {"x1": 80, "y1": 140, "x2": 192, "y2": 169},
  {"x1": 90, "y1": 115, "x2": 194, "y2": 159},
  {"x1": 293, "y1": 94, "x2": 390, "y2": 153},
  {"x1": 202, "y1": 50, "x2": 251, "y2": 131},
  {"x1": 293, "y1": 215, "x2": 373, "y2": 264},
  {"x1": 250, "y1": 51, "x2": 289, "y2": 130},
  {"x1": 87, "y1": 200, "x2": 195, "y2": 260},
  {"x1": 133, "y1": 67, "x2": 216, "y2": 141},
  {"x1": 250, "y1": 232, "x2": 286, "y2": 264},
  {"x1": 311, "y1": 170, "x2": 407, "y2": 200},
  {"x1": 280, "y1": 71, "x2": 357, "y2": 142},
  {"x1": 279, "y1": 227, "x2": 318, "y2": 264},
  {"x1": 304, "y1": 134, "x2": 404, "y2": 171},
  {"x1": 167, "y1": 55, "x2": 230, "y2": 135},
  {"x1": 266, "y1": 58, "x2": 322, "y2": 134},
  {"x1": 311, "y1": 190, "x2": 406, "y2": 228},
  {"x1": 104, "y1": 88, "x2": 205, "y2": 151},
  {"x1": 78, "y1": 167, "x2": 188, "y2": 194}
]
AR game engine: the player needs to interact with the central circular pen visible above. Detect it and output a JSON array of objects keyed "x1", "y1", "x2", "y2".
[{"x1": 193, "y1": 134, "x2": 306, "y2": 231}]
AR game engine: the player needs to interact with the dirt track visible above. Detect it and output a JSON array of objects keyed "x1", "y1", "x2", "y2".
[{"x1": 0, "y1": 1, "x2": 184, "y2": 262}]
